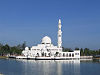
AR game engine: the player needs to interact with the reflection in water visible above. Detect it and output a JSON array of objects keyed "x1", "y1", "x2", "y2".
[
  {"x1": 1, "y1": 59, "x2": 100, "y2": 75},
  {"x1": 17, "y1": 59, "x2": 80, "y2": 75}
]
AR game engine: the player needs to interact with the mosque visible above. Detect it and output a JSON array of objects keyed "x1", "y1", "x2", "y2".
[{"x1": 16, "y1": 19, "x2": 80, "y2": 59}]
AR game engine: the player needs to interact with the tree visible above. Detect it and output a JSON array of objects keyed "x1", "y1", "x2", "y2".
[
  {"x1": 0, "y1": 43, "x2": 23, "y2": 56},
  {"x1": 0, "y1": 43, "x2": 3, "y2": 56},
  {"x1": 80, "y1": 48, "x2": 84, "y2": 56},
  {"x1": 1, "y1": 44, "x2": 10, "y2": 55},
  {"x1": 84, "y1": 48, "x2": 89, "y2": 56},
  {"x1": 0, "y1": 43, "x2": 3, "y2": 50},
  {"x1": 21, "y1": 41, "x2": 26, "y2": 50},
  {"x1": 17, "y1": 44, "x2": 22, "y2": 50},
  {"x1": 63, "y1": 48, "x2": 73, "y2": 52},
  {"x1": 99, "y1": 49, "x2": 100, "y2": 55},
  {"x1": 75, "y1": 47, "x2": 80, "y2": 50},
  {"x1": 10, "y1": 46, "x2": 22, "y2": 55}
]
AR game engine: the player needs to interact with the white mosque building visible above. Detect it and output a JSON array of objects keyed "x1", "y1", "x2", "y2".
[{"x1": 16, "y1": 19, "x2": 80, "y2": 60}]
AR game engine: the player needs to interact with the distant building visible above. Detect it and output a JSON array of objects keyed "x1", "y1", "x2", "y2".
[{"x1": 20, "y1": 19, "x2": 80, "y2": 59}]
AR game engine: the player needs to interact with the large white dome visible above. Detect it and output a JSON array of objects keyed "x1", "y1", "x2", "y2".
[{"x1": 42, "y1": 36, "x2": 51, "y2": 44}]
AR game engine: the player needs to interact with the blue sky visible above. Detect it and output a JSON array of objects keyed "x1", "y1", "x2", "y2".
[{"x1": 0, "y1": 0, "x2": 100, "y2": 49}]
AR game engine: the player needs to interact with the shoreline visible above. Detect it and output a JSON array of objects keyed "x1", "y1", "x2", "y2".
[
  {"x1": 93, "y1": 58, "x2": 100, "y2": 59},
  {"x1": 0, "y1": 56, "x2": 100, "y2": 60},
  {"x1": 0, "y1": 56, "x2": 8, "y2": 59}
]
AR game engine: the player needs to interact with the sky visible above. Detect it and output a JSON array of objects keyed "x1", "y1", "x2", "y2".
[{"x1": 0, "y1": 0, "x2": 100, "y2": 49}]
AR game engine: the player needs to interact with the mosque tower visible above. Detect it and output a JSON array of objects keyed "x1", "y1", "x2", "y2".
[{"x1": 58, "y1": 19, "x2": 62, "y2": 48}]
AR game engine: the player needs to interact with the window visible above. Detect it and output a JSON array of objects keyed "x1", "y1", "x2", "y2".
[
  {"x1": 66, "y1": 54, "x2": 68, "y2": 57},
  {"x1": 69, "y1": 54, "x2": 71, "y2": 57},
  {"x1": 46, "y1": 43, "x2": 50, "y2": 44},
  {"x1": 47, "y1": 49, "x2": 49, "y2": 51},
  {"x1": 75, "y1": 53, "x2": 79, "y2": 55},
  {"x1": 72, "y1": 54, "x2": 74, "y2": 57},
  {"x1": 63, "y1": 53, "x2": 65, "y2": 57},
  {"x1": 58, "y1": 35, "x2": 61, "y2": 37}
]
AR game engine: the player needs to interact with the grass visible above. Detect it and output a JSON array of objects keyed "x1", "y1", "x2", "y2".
[{"x1": 0, "y1": 56, "x2": 7, "y2": 59}]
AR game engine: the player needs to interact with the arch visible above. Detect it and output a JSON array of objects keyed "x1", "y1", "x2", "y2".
[
  {"x1": 59, "y1": 53, "x2": 61, "y2": 57},
  {"x1": 66, "y1": 54, "x2": 68, "y2": 57},
  {"x1": 48, "y1": 53, "x2": 50, "y2": 57},
  {"x1": 63, "y1": 53, "x2": 65, "y2": 57},
  {"x1": 37, "y1": 53, "x2": 39, "y2": 57},
  {"x1": 69, "y1": 53, "x2": 71, "y2": 57},
  {"x1": 42, "y1": 52, "x2": 44, "y2": 56},
  {"x1": 72, "y1": 53, "x2": 74, "y2": 57},
  {"x1": 45, "y1": 53, "x2": 46, "y2": 56}
]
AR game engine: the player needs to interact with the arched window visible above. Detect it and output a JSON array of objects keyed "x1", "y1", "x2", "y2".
[
  {"x1": 37, "y1": 53, "x2": 39, "y2": 57},
  {"x1": 59, "y1": 53, "x2": 61, "y2": 57},
  {"x1": 66, "y1": 54, "x2": 68, "y2": 57},
  {"x1": 69, "y1": 53, "x2": 71, "y2": 57},
  {"x1": 48, "y1": 53, "x2": 50, "y2": 57},
  {"x1": 63, "y1": 53, "x2": 65, "y2": 57},
  {"x1": 42, "y1": 52, "x2": 44, "y2": 56},
  {"x1": 72, "y1": 53, "x2": 74, "y2": 57},
  {"x1": 45, "y1": 53, "x2": 46, "y2": 56}
]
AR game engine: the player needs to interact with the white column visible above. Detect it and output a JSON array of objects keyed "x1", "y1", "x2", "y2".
[{"x1": 58, "y1": 19, "x2": 62, "y2": 48}]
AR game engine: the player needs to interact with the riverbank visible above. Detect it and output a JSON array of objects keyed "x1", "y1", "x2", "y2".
[
  {"x1": 0, "y1": 56, "x2": 7, "y2": 59},
  {"x1": 93, "y1": 58, "x2": 100, "y2": 59},
  {"x1": 0, "y1": 73, "x2": 3, "y2": 75},
  {"x1": 1, "y1": 55, "x2": 100, "y2": 60},
  {"x1": 80, "y1": 56, "x2": 93, "y2": 59}
]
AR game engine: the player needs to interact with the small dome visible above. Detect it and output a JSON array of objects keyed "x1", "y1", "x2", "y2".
[
  {"x1": 42, "y1": 36, "x2": 51, "y2": 44},
  {"x1": 25, "y1": 47, "x2": 29, "y2": 50}
]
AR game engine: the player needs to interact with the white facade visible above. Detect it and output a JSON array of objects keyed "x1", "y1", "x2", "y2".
[{"x1": 21, "y1": 19, "x2": 80, "y2": 59}]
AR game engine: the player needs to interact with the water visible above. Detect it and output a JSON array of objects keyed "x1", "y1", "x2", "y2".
[{"x1": 0, "y1": 59, "x2": 100, "y2": 75}]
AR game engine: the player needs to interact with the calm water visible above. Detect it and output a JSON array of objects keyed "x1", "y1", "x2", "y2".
[{"x1": 0, "y1": 59, "x2": 100, "y2": 75}]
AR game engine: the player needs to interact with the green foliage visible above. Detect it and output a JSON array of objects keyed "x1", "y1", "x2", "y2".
[
  {"x1": 0, "y1": 42, "x2": 100, "y2": 56},
  {"x1": 63, "y1": 47, "x2": 100, "y2": 56},
  {"x1": 84, "y1": 48, "x2": 89, "y2": 56},
  {"x1": 75, "y1": 47, "x2": 79, "y2": 50},
  {"x1": 80, "y1": 48, "x2": 84, "y2": 56},
  {"x1": 80, "y1": 48, "x2": 100, "y2": 56},
  {"x1": 63, "y1": 47, "x2": 73, "y2": 52},
  {"x1": 22, "y1": 41, "x2": 26, "y2": 50},
  {"x1": 0, "y1": 42, "x2": 26, "y2": 56},
  {"x1": 99, "y1": 49, "x2": 100, "y2": 55}
]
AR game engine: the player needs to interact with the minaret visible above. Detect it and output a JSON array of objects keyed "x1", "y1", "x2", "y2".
[{"x1": 58, "y1": 19, "x2": 62, "y2": 48}]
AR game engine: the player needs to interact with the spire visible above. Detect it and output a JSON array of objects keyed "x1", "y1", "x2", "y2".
[{"x1": 59, "y1": 19, "x2": 61, "y2": 24}]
